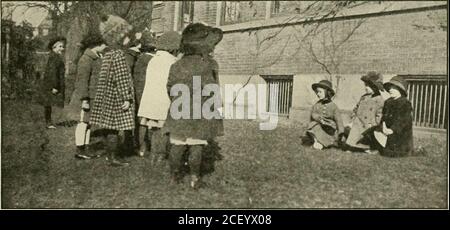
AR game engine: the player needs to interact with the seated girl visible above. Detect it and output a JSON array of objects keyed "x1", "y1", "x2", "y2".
[
  {"x1": 367, "y1": 76, "x2": 414, "y2": 157},
  {"x1": 345, "y1": 71, "x2": 385, "y2": 154},
  {"x1": 305, "y1": 80, "x2": 344, "y2": 150}
]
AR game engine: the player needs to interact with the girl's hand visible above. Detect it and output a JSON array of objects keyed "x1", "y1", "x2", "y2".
[
  {"x1": 52, "y1": 88, "x2": 58, "y2": 94},
  {"x1": 121, "y1": 101, "x2": 130, "y2": 111},
  {"x1": 382, "y1": 122, "x2": 393, "y2": 135},
  {"x1": 81, "y1": 100, "x2": 90, "y2": 110}
]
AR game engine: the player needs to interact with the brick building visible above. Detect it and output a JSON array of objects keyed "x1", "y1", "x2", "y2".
[{"x1": 151, "y1": 1, "x2": 448, "y2": 131}]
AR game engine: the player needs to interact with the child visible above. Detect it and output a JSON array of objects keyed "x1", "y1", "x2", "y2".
[
  {"x1": 306, "y1": 80, "x2": 344, "y2": 150},
  {"x1": 39, "y1": 36, "x2": 66, "y2": 129},
  {"x1": 133, "y1": 31, "x2": 157, "y2": 155},
  {"x1": 372, "y1": 76, "x2": 414, "y2": 157},
  {"x1": 137, "y1": 31, "x2": 181, "y2": 160},
  {"x1": 89, "y1": 14, "x2": 135, "y2": 167},
  {"x1": 165, "y1": 23, "x2": 224, "y2": 189},
  {"x1": 345, "y1": 71, "x2": 385, "y2": 154},
  {"x1": 66, "y1": 33, "x2": 107, "y2": 159}
]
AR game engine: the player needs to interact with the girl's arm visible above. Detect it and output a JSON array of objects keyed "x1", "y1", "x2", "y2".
[
  {"x1": 334, "y1": 105, "x2": 345, "y2": 134},
  {"x1": 113, "y1": 53, "x2": 134, "y2": 104}
]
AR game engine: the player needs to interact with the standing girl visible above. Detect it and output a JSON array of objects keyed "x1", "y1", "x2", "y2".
[
  {"x1": 165, "y1": 23, "x2": 224, "y2": 189},
  {"x1": 39, "y1": 36, "x2": 66, "y2": 129},
  {"x1": 66, "y1": 33, "x2": 107, "y2": 159},
  {"x1": 89, "y1": 15, "x2": 135, "y2": 167},
  {"x1": 137, "y1": 31, "x2": 181, "y2": 160}
]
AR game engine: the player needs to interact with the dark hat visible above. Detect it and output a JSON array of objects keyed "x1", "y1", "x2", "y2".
[
  {"x1": 384, "y1": 75, "x2": 408, "y2": 96},
  {"x1": 155, "y1": 31, "x2": 182, "y2": 51},
  {"x1": 312, "y1": 80, "x2": 334, "y2": 95},
  {"x1": 181, "y1": 23, "x2": 223, "y2": 54},
  {"x1": 47, "y1": 36, "x2": 66, "y2": 50},
  {"x1": 140, "y1": 30, "x2": 157, "y2": 48},
  {"x1": 80, "y1": 33, "x2": 105, "y2": 49},
  {"x1": 361, "y1": 71, "x2": 384, "y2": 92}
]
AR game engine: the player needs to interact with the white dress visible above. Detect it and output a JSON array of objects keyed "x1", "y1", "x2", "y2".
[{"x1": 138, "y1": 50, "x2": 178, "y2": 121}]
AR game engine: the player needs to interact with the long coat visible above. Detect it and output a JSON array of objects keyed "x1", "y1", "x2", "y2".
[
  {"x1": 306, "y1": 99, "x2": 344, "y2": 147},
  {"x1": 89, "y1": 49, "x2": 135, "y2": 131},
  {"x1": 164, "y1": 54, "x2": 224, "y2": 141},
  {"x1": 346, "y1": 93, "x2": 384, "y2": 149},
  {"x1": 65, "y1": 49, "x2": 102, "y2": 121},
  {"x1": 379, "y1": 96, "x2": 414, "y2": 157},
  {"x1": 39, "y1": 51, "x2": 65, "y2": 107},
  {"x1": 133, "y1": 53, "x2": 154, "y2": 104},
  {"x1": 138, "y1": 51, "x2": 178, "y2": 121}
]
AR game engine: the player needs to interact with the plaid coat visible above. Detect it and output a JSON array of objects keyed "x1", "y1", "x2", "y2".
[{"x1": 89, "y1": 49, "x2": 135, "y2": 130}]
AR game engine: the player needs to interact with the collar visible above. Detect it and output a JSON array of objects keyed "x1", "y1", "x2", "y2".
[
  {"x1": 320, "y1": 98, "x2": 332, "y2": 104},
  {"x1": 84, "y1": 49, "x2": 99, "y2": 60}
]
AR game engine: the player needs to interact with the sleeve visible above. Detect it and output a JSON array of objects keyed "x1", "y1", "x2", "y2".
[
  {"x1": 334, "y1": 105, "x2": 345, "y2": 134},
  {"x1": 75, "y1": 57, "x2": 92, "y2": 101},
  {"x1": 310, "y1": 103, "x2": 322, "y2": 122},
  {"x1": 386, "y1": 100, "x2": 412, "y2": 134},
  {"x1": 58, "y1": 57, "x2": 65, "y2": 91},
  {"x1": 166, "y1": 64, "x2": 177, "y2": 99},
  {"x1": 112, "y1": 54, "x2": 134, "y2": 102},
  {"x1": 352, "y1": 96, "x2": 362, "y2": 118}
]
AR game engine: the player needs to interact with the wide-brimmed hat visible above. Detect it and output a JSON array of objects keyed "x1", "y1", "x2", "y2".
[
  {"x1": 181, "y1": 23, "x2": 223, "y2": 54},
  {"x1": 384, "y1": 75, "x2": 408, "y2": 96},
  {"x1": 361, "y1": 71, "x2": 384, "y2": 92},
  {"x1": 312, "y1": 80, "x2": 334, "y2": 95},
  {"x1": 47, "y1": 36, "x2": 66, "y2": 50},
  {"x1": 99, "y1": 14, "x2": 133, "y2": 47},
  {"x1": 155, "y1": 31, "x2": 182, "y2": 51}
]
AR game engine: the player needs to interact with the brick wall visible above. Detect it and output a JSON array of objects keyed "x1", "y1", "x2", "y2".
[
  {"x1": 151, "y1": 2, "x2": 176, "y2": 34},
  {"x1": 215, "y1": 8, "x2": 447, "y2": 76}
]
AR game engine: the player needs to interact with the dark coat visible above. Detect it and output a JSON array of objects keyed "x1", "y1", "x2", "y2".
[
  {"x1": 380, "y1": 96, "x2": 414, "y2": 157},
  {"x1": 89, "y1": 49, "x2": 135, "y2": 131},
  {"x1": 124, "y1": 48, "x2": 140, "y2": 75},
  {"x1": 39, "y1": 51, "x2": 65, "y2": 107},
  {"x1": 133, "y1": 53, "x2": 154, "y2": 105},
  {"x1": 65, "y1": 49, "x2": 102, "y2": 121},
  {"x1": 164, "y1": 54, "x2": 224, "y2": 140}
]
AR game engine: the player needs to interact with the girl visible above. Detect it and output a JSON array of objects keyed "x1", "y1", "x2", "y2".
[
  {"x1": 132, "y1": 31, "x2": 157, "y2": 155},
  {"x1": 137, "y1": 31, "x2": 181, "y2": 160},
  {"x1": 165, "y1": 23, "x2": 224, "y2": 189},
  {"x1": 306, "y1": 80, "x2": 344, "y2": 150},
  {"x1": 89, "y1": 15, "x2": 135, "y2": 167},
  {"x1": 374, "y1": 76, "x2": 414, "y2": 157},
  {"x1": 345, "y1": 71, "x2": 385, "y2": 154},
  {"x1": 66, "y1": 33, "x2": 107, "y2": 159},
  {"x1": 39, "y1": 36, "x2": 66, "y2": 129}
]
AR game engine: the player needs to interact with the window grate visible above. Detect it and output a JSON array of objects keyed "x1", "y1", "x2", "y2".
[
  {"x1": 262, "y1": 75, "x2": 293, "y2": 116},
  {"x1": 401, "y1": 75, "x2": 448, "y2": 129}
]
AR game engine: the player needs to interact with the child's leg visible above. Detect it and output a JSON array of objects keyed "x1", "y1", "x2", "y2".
[
  {"x1": 138, "y1": 125, "x2": 148, "y2": 156},
  {"x1": 44, "y1": 106, "x2": 54, "y2": 127},
  {"x1": 169, "y1": 144, "x2": 187, "y2": 182},
  {"x1": 188, "y1": 145, "x2": 203, "y2": 177}
]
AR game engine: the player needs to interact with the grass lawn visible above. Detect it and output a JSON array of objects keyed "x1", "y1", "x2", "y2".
[{"x1": 1, "y1": 100, "x2": 448, "y2": 208}]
